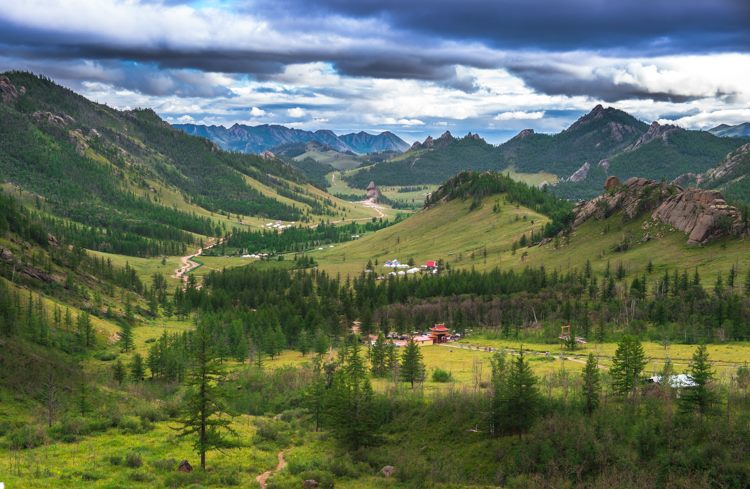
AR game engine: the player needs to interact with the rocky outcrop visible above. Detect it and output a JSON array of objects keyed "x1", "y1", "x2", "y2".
[
  {"x1": 626, "y1": 121, "x2": 682, "y2": 152},
  {"x1": 573, "y1": 177, "x2": 747, "y2": 244},
  {"x1": 568, "y1": 162, "x2": 590, "y2": 182},
  {"x1": 702, "y1": 143, "x2": 750, "y2": 183},
  {"x1": 510, "y1": 128, "x2": 534, "y2": 141},
  {"x1": 573, "y1": 177, "x2": 673, "y2": 227},
  {"x1": 671, "y1": 172, "x2": 701, "y2": 187},
  {"x1": 652, "y1": 189, "x2": 745, "y2": 244},
  {"x1": 366, "y1": 181, "x2": 381, "y2": 202},
  {"x1": 0, "y1": 75, "x2": 20, "y2": 104},
  {"x1": 260, "y1": 150, "x2": 275, "y2": 160},
  {"x1": 604, "y1": 176, "x2": 621, "y2": 190},
  {"x1": 32, "y1": 111, "x2": 75, "y2": 127}
]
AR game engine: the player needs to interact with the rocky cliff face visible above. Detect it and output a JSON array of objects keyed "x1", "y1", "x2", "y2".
[
  {"x1": 702, "y1": 143, "x2": 750, "y2": 183},
  {"x1": 573, "y1": 177, "x2": 747, "y2": 244},
  {"x1": 573, "y1": 177, "x2": 674, "y2": 227},
  {"x1": 625, "y1": 121, "x2": 682, "y2": 151},
  {"x1": 652, "y1": 188, "x2": 745, "y2": 244}
]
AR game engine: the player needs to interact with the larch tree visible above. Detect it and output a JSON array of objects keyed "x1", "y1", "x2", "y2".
[
  {"x1": 175, "y1": 321, "x2": 235, "y2": 470},
  {"x1": 610, "y1": 335, "x2": 646, "y2": 400},
  {"x1": 680, "y1": 344, "x2": 716, "y2": 417},
  {"x1": 400, "y1": 339, "x2": 425, "y2": 388},
  {"x1": 582, "y1": 353, "x2": 600, "y2": 415}
]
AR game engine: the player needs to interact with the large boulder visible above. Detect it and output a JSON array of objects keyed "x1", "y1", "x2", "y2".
[
  {"x1": 381, "y1": 465, "x2": 395, "y2": 478},
  {"x1": 652, "y1": 188, "x2": 745, "y2": 244},
  {"x1": 603, "y1": 176, "x2": 620, "y2": 190}
]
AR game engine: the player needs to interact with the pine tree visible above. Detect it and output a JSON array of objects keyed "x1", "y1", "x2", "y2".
[
  {"x1": 77, "y1": 312, "x2": 94, "y2": 349},
  {"x1": 680, "y1": 344, "x2": 716, "y2": 417},
  {"x1": 297, "y1": 329, "x2": 311, "y2": 356},
  {"x1": 489, "y1": 350, "x2": 507, "y2": 435},
  {"x1": 305, "y1": 355, "x2": 328, "y2": 432},
  {"x1": 370, "y1": 333, "x2": 387, "y2": 377},
  {"x1": 176, "y1": 321, "x2": 235, "y2": 470},
  {"x1": 120, "y1": 322, "x2": 134, "y2": 352},
  {"x1": 113, "y1": 359, "x2": 126, "y2": 385},
  {"x1": 328, "y1": 341, "x2": 377, "y2": 448},
  {"x1": 130, "y1": 353, "x2": 145, "y2": 381},
  {"x1": 400, "y1": 339, "x2": 425, "y2": 388},
  {"x1": 495, "y1": 349, "x2": 540, "y2": 437},
  {"x1": 313, "y1": 331, "x2": 330, "y2": 356},
  {"x1": 610, "y1": 335, "x2": 646, "y2": 400},
  {"x1": 582, "y1": 353, "x2": 600, "y2": 415}
]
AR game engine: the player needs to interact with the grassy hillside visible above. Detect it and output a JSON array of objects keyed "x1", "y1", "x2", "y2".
[
  {"x1": 314, "y1": 187, "x2": 749, "y2": 285},
  {"x1": 0, "y1": 72, "x2": 388, "y2": 259},
  {"x1": 312, "y1": 195, "x2": 550, "y2": 276}
]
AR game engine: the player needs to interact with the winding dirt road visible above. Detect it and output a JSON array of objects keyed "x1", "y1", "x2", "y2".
[
  {"x1": 173, "y1": 237, "x2": 222, "y2": 285},
  {"x1": 256, "y1": 451, "x2": 286, "y2": 489}
]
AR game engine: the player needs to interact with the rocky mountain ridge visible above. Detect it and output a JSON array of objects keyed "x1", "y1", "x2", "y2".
[
  {"x1": 174, "y1": 122, "x2": 409, "y2": 155},
  {"x1": 573, "y1": 177, "x2": 748, "y2": 244}
]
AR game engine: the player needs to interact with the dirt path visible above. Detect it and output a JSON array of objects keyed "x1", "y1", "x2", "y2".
[
  {"x1": 359, "y1": 198, "x2": 386, "y2": 218},
  {"x1": 442, "y1": 343, "x2": 602, "y2": 369},
  {"x1": 256, "y1": 450, "x2": 286, "y2": 489},
  {"x1": 173, "y1": 237, "x2": 222, "y2": 285}
]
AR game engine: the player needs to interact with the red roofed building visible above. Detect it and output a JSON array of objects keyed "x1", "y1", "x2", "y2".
[
  {"x1": 429, "y1": 323, "x2": 450, "y2": 344},
  {"x1": 425, "y1": 260, "x2": 437, "y2": 269}
]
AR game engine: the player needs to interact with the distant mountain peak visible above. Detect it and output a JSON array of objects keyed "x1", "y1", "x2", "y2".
[
  {"x1": 510, "y1": 128, "x2": 535, "y2": 141},
  {"x1": 173, "y1": 123, "x2": 408, "y2": 155},
  {"x1": 709, "y1": 122, "x2": 750, "y2": 138}
]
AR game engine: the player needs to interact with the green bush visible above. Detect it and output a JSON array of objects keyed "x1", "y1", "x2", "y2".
[
  {"x1": 95, "y1": 351, "x2": 117, "y2": 362},
  {"x1": 108, "y1": 455, "x2": 123, "y2": 466},
  {"x1": 125, "y1": 451, "x2": 143, "y2": 468},
  {"x1": 297, "y1": 470, "x2": 335, "y2": 488},
  {"x1": 151, "y1": 458, "x2": 178, "y2": 471},
  {"x1": 118, "y1": 415, "x2": 152, "y2": 434},
  {"x1": 254, "y1": 418, "x2": 290, "y2": 444},
  {"x1": 432, "y1": 368, "x2": 453, "y2": 383},
  {"x1": 129, "y1": 471, "x2": 153, "y2": 482},
  {"x1": 7, "y1": 424, "x2": 47, "y2": 449}
]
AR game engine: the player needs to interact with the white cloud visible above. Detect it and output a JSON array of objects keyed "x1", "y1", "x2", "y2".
[
  {"x1": 249, "y1": 106, "x2": 266, "y2": 117},
  {"x1": 494, "y1": 110, "x2": 545, "y2": 121},
  {"x1": 397, "y1": 118, "x2": 425, "y2": 126},
  {"x1": 176, "y1": 114, "x2": 195, "y2": 123},
  {"x1": 287, "y1": 107, "x2": 307, "y2": 118}
]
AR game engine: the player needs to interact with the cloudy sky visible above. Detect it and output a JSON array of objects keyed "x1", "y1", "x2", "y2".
[{"x1": 1, "y1": 0, "x2": 749, "y2": 143}]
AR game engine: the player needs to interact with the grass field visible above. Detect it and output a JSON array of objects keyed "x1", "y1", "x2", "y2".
[
  {"x1": 310, "y1": 195, "x2": 549, "y2": 276},
  {"x1": 311, "y1": 193, "x2": 750, "y2": 284},
  {"x1": 294, "y1": 149, "x2": 363, "y2": 170}
]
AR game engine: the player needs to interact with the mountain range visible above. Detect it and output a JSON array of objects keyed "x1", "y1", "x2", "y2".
[
  {"x1": 174, "y1": 123, "x2": 409, "y2": 155},
  {"x1": 709, "y1": 122, "x2": 750, "y2": 138},
  {"x1": 0, "y1": 72, "x2": 358, "y2": 257},
  {"x1": 345, "y1": 105, "x2": 748, "y2": 200}
]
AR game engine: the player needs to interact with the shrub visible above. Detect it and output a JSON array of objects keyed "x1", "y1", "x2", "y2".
[
  {"x1": 125, "y1": 451, "x2": 143, "y2": 468},
  {"x1": 117, "y1": 416, "x2": 144, "y2": 434},
  {"x1": 7, "y1": 424, "x2": 47, "y2": 449},
  {"x1": 432, "y1": 368, "x2": 453, "y2": 383},
  {"x1": 129, "y1": 471, "x2": 153, "y2": 482},
  {"x1": 136, "y1": 403, "x2": 166, "y2": 422},
  {"x1": 108, "y1": 455, "x2": 123, "y2": 466},
  {"x1": 297, "y1": 470, "x2": 335, "y2": 489},
  {"x1": 151, "y1": 458, "x2": 178, "y2": 471},
  {"x1": 50, "y1": 415, "x2": 90, "y2": 442},
  {"x1": 95, "y1": 352, "x2": 117, "y2": 362},
  {"x1": 254, "y1": 418, "x2": 290, "y2": 444}
]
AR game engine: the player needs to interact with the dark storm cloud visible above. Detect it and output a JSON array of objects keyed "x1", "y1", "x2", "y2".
[
  {"x1": 268, "y1": 0, "x2": 750, "y2": 53},
  {"x1": 503, "y1": 63, "x2": 712, "y2": 103},
  {"x1": 0, "y1": 0, "x2": 747, "y2": 105}
]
